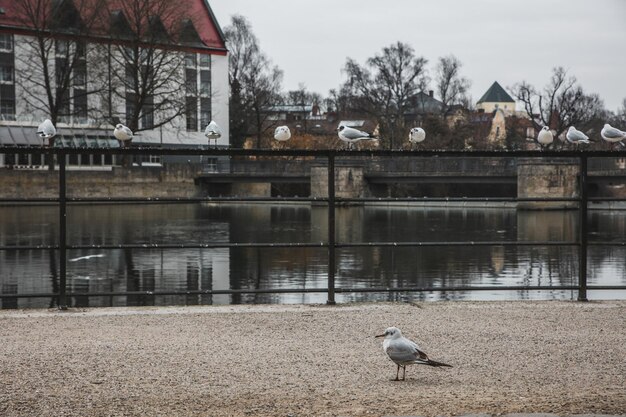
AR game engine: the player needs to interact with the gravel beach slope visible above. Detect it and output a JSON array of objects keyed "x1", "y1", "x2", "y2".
[{"x1": 1, "y1": 301, "x2": 625, "y2": 416}]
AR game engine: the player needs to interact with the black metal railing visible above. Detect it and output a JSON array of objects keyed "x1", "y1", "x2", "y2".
[{"x1": 2, "y1": 146, "x2": 626, "y2": 308}]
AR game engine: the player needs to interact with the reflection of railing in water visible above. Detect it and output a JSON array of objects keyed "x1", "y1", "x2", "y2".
[{"x1": 2, "y1": 146, "x2": 626, "y2": 308}]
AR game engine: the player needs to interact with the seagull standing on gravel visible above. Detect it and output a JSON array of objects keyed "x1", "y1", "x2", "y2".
[
  {"x1": 408, "y1": 127, "x2": 426, "y2": 148},
  {"x1": 113, "y1": 123, "x2": 133, "y2": 143},
  {"x1": 537, "y1": 126, "x2": 554, "y2": 149},
  {"x1": 566, "y1": 126, "x2": 590, "y2": 146},
  {"x1": 601, "y1": 124, "x2": 626, "y2": 147},
  {"x1": 37, "y1": 119, "x2": 56, "y2": 145},
  {"x1": 337, "y1": 125, "x2": 374, "y2": 149},
  {"x1": 204, "y1": 120, "x2": 222, "y2": 147},
  {"x1": 376, "y1": 327, "x2": 452, "y2": 381}
]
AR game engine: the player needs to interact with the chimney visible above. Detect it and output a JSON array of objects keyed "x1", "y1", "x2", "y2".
[{"x1": 428, "y1": 90, "x2": 434, "y2": 98}]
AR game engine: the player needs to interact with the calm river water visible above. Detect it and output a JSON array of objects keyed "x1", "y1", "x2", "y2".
[{"x1": 1, "y1": 203, "x2": 625, "y2": 308}]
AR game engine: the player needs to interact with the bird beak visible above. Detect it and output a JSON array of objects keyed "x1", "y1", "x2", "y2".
[{"x1": 375, "y1": 334, "x2": 385, "y2": 338}]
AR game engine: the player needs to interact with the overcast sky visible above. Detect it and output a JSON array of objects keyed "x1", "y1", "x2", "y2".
[{"x1": 210, "y1": 0, "x2": 626, "y2": 112}]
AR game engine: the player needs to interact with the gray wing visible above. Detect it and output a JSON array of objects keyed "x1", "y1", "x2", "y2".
[
  {"x1": 342, "y1": 127, "x2": 370, "y2": 139},
  {"x1": 604, "y1": 126, "x2": 626, "y2": 138},
  {"x1": 386, "y1": 339, "x2": 428, "y2": 364},
  {"x1": 568, "y1": 129, "x2": 589, "y2": 142},
  {"x1": 123, "y1": 126, "x2": 133, "y2": 137}
]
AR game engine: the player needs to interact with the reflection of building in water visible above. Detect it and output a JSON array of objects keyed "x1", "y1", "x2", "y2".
[
  {"x1": 516, "y1": 210, "x2": 576, "y2": 242},
  {"x1": 490, "y1": 246, "x2": 505, "y2": 276}
]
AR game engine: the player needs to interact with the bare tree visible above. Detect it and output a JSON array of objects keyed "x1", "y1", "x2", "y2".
[
  {"x1": 285, "y1": 84, "x2": 322, "y2": 134},
  {"x1": 435, "y1": 55, "x2": 471, "y2": 115},
  {"x1": 224, "y1": 15, "x2": 283, "y2": 148},
  {"x1": 12, "y1": 0, "x2": 107, "y2": 168},
  {"x1": 105, "y1": 0, "x2": 193, "y2": 142},
  {"x1": 342, "y1": 41, "x2": 428, "y2": 149},
  {"x1": 512, "y1": 67, "x2": 604, "y2": 139}
]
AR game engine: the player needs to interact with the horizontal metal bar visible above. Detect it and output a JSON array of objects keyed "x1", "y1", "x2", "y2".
[
  {"x1": 336, "y1": 241, "x2": 578, "y2": 248},
  {"x1": 3, "y1": 145, "x2": 626, "y2": 158},
  {"x1": 0, "y1": 241, "x2": 581, "y2": 251},
  {"x1": 8, "y1": 284, "x2": 626, "y2": 300},
  {"x1": 336, "y1": 197, "x2": 582, "y2": 203}
]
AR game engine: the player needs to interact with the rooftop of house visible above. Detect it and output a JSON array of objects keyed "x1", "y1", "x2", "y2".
[{"x1": 477, "y1": 81, "x2": 515, "y2": 104}]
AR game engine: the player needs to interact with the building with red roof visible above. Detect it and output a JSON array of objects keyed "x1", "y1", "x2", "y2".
[{"x1": 0, "y1": 0, "x2": 229, "y2": 168}]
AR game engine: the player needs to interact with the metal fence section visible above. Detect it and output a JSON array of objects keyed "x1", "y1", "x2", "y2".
[{"x1": 2, "y1": 146, "x2": 626, "y2": 308}]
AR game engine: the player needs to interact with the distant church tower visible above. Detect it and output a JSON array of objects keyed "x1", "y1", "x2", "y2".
[{"x1": 476, "y1": 81, "x2": 516, "y2": 114}]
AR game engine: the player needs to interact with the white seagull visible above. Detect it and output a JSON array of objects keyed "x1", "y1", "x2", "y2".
[
  {"x1": 566, "y1": 126, "x2": 590, "y2": 146},
  {"x1": 375, "y1": 327, "x2": 452, "y2": 381},
  {"x1": 408, "y1": 127, "x2": 426, "y2": 148},
  {"x1": 37, "y1": 119, "x2": 56, "y2": 144},
  {"x1": 601, "y1": 124, "x2": 626, "y2": 146},
  {"x1": 537, "y1": 126, "x2": 554, "y2": 149},
  {"x1": 274, "y1": 125, "x2": 291, "y2": 142},
  {"x1": 204, "y1": 120, "x2": 222, "y2": 147},
  {"x1": 113, "y1": 123, "x2": 133, "y2": 142},
  {"x1": 337, "y1": 125, "x2": 374, "y2": 149}
]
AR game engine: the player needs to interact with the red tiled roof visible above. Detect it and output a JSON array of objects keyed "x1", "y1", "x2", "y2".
[{"x1": 0, "y1": 0, "x2": 226, "y2": 53}]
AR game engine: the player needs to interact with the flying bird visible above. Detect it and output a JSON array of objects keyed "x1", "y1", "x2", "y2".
[
  {"x1": 37, "y1": 119, "x2": 56, "y2": 144},
  {"x1": 408, "y1": 127, "x2": 426, "y2": 148},
  {"x1": 537, "y1": 126, "x2": 554, "y2": 149},
  {"x1": 113, "y1": 124, "x2": 133, "y2": 142},
  {"x1": 566, "y1": 126, "x2": 590, "y2": 146},
  {"x1": 204, "y1": 120, "x2": 222, "y2": 147},
  {"x1": 274, "y1": 125, "x2": 291, "y2": 142},
  {"x1": 601, "y1": 124, "x2": 626, "y2": 146},
  {"x1": 337, "y1": 125, "x2": 374, "y2": 149},
  {"x1": 375, "y1": 327, "x2": 452, "y2": 381}
]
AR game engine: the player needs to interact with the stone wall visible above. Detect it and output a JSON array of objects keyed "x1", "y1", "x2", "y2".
[
  {"x1": 310, "y1": 164, "x2": 365, "y2": 199},
  {"x1": 0, "y1": 164, "x2": 202, "y2": 199},
  {"x1": 517, "y1": 158, "x2": 580, "y2": 209}
]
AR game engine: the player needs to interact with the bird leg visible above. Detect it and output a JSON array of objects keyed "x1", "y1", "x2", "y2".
[
  {"x1": 402, "y1": 365, "x2": 406, "y2": 381},
  {"x1": 395, "y1": 364, "x2": 400, "y2": 381}
]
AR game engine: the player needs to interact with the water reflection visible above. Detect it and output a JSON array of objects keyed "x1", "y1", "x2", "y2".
[{"x1": 0, "y1": 204, "x2": 625, "y2": 308}]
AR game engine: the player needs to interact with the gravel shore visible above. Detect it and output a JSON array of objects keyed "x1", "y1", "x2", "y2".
[{"x1": 1, "y1": 301, "x2": 625, "y2": 417}]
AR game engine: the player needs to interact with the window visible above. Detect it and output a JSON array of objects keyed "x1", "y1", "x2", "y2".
[
  {"x1": 185, "y1": 68, "x2": 197, "y2": 95},
  {"x1": 55, "y1": 40, "x2": 69, "y2": 56},
  {"x1": 141, "y1": 95, "x2": 154, "y2": 129},
  {"x1": 0, "y1": 64, "x2": 12, "y2": 82},
  {"x1": 200, "y1": 70, "x2": 210, "y2": 96},
  {"x1": 0, "y1": 84, "x2": 15, "y2": 120},
  {"x1": 73, "y1": 61, "x2": 86, "y2": 86},
  {"x1": 185, "y1": 53, "x2": 196, "y2": 68},
  {"x1": 200, "y1": 97, "x2": 211, "y2": 129},
  {"x1": 74, "y1": 89, "x2": 87, "y2": 124},
  {"x1": 55, "y1": 57, "x2": 69, "y2": 86},
  {"x1": 186, "y1": 96, "x2": 197, "y2": 131},
  {"x1": 199, "y1": 54, "x2": 210, "y2": 68},
  {"x1": 0, "y1": 33, "x2": 12, "y2": 51},
  {"x1": 126, "y1": 92, "x2": 136, "y2": 126},
  {"x1": 58, "y1": 88, "x2": 70, "y2": 123}
]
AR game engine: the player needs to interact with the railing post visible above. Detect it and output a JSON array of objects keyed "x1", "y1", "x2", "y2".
[
  {"x1": 58, "y1": 149, "x2": 68, "y2": 309},
  {"x1": 327, "y1": 152, "x2": 336, "y2": 305},
  {"x1": 578, "y1": 155, "x2": 588, "y2": 302}
]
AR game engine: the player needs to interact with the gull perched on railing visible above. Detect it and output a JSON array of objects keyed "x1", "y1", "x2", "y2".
[
  {"x1": 601, "y1": 124, "x2": 626, "y2": 147},
  {"x1": 566, "y1": 126, "x2": 590, "y2": 146},
  {"x1": 376, "y1": 326, "x2": 452, "y2": 381},
  {"x1": 537, "y1": 126, "x2": 554, "y2": 149},
  {"x1": 37, "y1": 119, "x2": 56, "y2": 146},
  {"x1": 408, "y1": 127, "x2": 426, "y2": 149},
  {"x1": 204, "y1": 120, "x2": 222, "y2": 147},
  {"x1": 274, "y1": 125, "x2": 291, "y2": 144},
  {"x1": 113, "y1": 123, "x2": 133, "y2": 144},
  {"x1": 337, "y1": 125, "x2": 376, "y2": 149}
]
